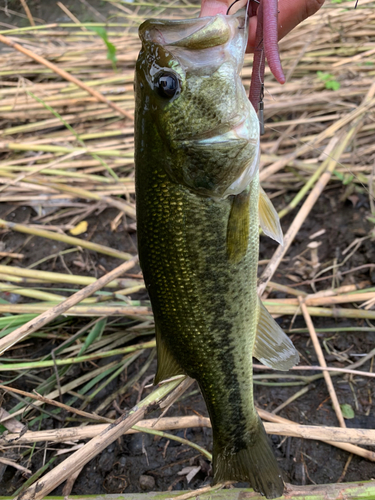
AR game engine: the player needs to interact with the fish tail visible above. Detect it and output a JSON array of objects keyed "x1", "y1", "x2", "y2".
[{"x1": 213, "y1": 415, "x2": 284, "y2": 499}]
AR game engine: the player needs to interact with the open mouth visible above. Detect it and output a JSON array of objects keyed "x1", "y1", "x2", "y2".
[{"x1": 189, "y1": 116, "x2": 258, "y2": 144}]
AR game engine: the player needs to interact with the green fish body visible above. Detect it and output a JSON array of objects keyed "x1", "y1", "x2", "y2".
[{"x1": 135, "y1": 12, "x2": 299, "y2": 499}]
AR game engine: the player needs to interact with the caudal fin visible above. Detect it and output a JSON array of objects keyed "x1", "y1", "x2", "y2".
[{"x1": 213, "y1": 415, "x2": 284, "y2": 499}]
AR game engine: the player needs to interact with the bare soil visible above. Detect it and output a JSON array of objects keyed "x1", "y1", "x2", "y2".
[
  {"x1": 1, "y1": 186, "x2": 374, "y2": 495},
  {"x1": 0, "y1": 0, "x2": 375, "y2": 496}
]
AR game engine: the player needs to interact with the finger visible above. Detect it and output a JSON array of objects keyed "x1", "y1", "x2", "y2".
[
  {"x1": 200, "y1": 0, "x2": 230, "y2": 16},
  {"x1": 199, "y1": 0, "x2": 258, "y2": 51},
  {"x1": 199, "y1": 0, "x2": 247, "y2": 17},
  {"x1": 247, "y1": 0, "x2": 325, "y2": 52},
  {"x1": 199, "y1": 0, "x2": 325, "y2": 55},
  {"x1": 277, "y1": 0, "x2": 325, "y2": 39}
]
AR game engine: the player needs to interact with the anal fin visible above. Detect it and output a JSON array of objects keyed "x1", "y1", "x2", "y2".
[
  {"x1": 254, "y1": 299, "x2": 299, "y2": 371},
  {"x1": 259, "y1": 186, "x2": 283, "y2": 245},
  {"x1": 227, "y1": 188, "x2": 251, "y2": 264},
  {"x1": 154, "y1": 324, "x2": 185, "y2": 385}
]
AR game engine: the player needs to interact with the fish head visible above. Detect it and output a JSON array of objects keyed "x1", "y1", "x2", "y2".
[{"x1": 136, "y1": 12, "x2": 260, "y2": 198}]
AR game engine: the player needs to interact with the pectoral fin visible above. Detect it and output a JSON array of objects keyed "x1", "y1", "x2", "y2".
[
  {"x1": 254, "y1": 300, "x2": 299, "y2": 371},
  {"x1": 259, "y1": 187, "x2": 283, "y2": 245},
  {"x1": 154, "y1": 324, "x2": 185, "y2": 384},
  {"x1": 227, "y1": 189, "x2": 251, "y2": 264}
]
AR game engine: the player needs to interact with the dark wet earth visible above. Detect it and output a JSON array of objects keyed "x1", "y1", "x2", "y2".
[
  {"x1": 1, "y1": 185, "x2": 374, "y2": 495},
  {"x1": 1, "y1": 0, "x2": 375, "y2": 496}
]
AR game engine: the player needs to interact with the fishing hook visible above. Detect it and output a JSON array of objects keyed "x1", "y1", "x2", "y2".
[
  {"x1": 226, "y1": 0, "x2": 259, "y2": 16},
  {"x1": 225, "y1": 0, "x2": 265, "y2": 134}
]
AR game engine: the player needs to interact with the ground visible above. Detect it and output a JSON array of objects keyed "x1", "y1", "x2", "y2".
[
  {"x1": 0, "y1": 0, "x2": 375, "y2": 497},
  {"x1": 1, "y1": 192, "x2": 374, "y2": 495}
]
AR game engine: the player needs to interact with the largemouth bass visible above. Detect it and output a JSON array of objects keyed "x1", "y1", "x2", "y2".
[{"x1": 135, "y1": 11, "x2": 299, "y2": 499}]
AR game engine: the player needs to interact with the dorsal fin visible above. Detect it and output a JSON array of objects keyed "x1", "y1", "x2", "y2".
[{"x1": 259, "y1": 187, "x2": 283, "y2": 245}]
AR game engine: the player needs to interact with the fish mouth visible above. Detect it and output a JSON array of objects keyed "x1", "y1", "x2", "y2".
[
  {"x1": 189, "y1": 116, "x2": 258, "y2": 144},
  {"x1": 138, "y1": 12, "x2": 248, "y2": 87},
  {"x1": 139, "y1": 11, "x2": 246, "y2": 50}
]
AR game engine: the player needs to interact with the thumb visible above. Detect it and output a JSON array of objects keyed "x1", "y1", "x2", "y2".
[
  {"x1": 278, "y1": 0, "x2": 325, "y2": 40},
  {"x1": 199, "y1": 0, "x2": 247, "y2": 17}
]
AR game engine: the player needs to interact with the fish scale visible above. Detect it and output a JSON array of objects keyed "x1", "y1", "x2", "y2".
[
  {"x1": 138, "y1": 157, "x2": 258, "y2": 444},
  {"x1": 135, "y1": 11, "x2": 298, "y2": 499}
]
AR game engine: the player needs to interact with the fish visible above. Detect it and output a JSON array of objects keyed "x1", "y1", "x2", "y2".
[{"x1": 134, "y1": 10, "x2": 299, "y2": 499}]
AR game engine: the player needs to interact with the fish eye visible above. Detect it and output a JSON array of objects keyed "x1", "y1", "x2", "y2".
[{"x1": 154, "y1": 71, "x2": 180, "y2": 99}]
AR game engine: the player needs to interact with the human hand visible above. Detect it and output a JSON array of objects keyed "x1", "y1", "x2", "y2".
[
  {"x1": 199, "y1": 0, "x2": 324, "y2": 111},
  {"x1": 200, "y1": 0, "x2": 325, "y2": 53}
]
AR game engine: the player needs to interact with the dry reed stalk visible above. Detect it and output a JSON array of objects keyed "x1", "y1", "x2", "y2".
[
  {"x1": 44, "y1": 182, "x2": 136, "y2": 218},
  {"x1": 1, "y1": 302, "x2": 375, "y2": 320},
  {"x1": 272, "y1": 385, "x2": 311, "y2": 415},
  {"x1": 0, "y1": 408, "x2": 25, "y2": 433},
  {"x1": 266, "y1": 303, "x2": 375, "y2": 319},
  {"x1": 16, "y1": 377, "x2": 187, "y2": 500},
  {"x1": 0, "y1": 34, "x2": 133, "y2": 120},
  {"x1": 0, "y1": 303, "x2": 152, "y2": 316},
  {"x1": 61, "y1": 467, "x2": 84, "y2": 499},
  {"x1": 266, "y1": 292, "x2": 375, "y2": 307},
  {"x1": 303, "y1": 282, "x2": 370, "y2": 298},
  {"x1": 266, "y1": 281, "x2": 308, "y2": 297},
  {"x1": 258, "y1": 82, "x2": 375, "y2": 182},
  {"x1": 258, "y1": 120, "x2": 363, "y2": 295},
  {"x1": 56, "y1": 2, "x2": 87, "y2": 28},
  {"x1": 167, "y1": 484, "x2": 227, "y2": 500},
  {"x1": 1, "y1": 142, "x2": 133, "y2": 157},
  {"x1": 0, "y1": 458, "x2": 31, "y2": 475},
  {"x1": 0, "y1": 282, "x2": 67, "y2": 302},
  {"x1": 171, "y1": 481, "x2": 375, "y2": 500},
  {"x1": 257, "y1": 408, "x2": 375, "y2": 462},
  {"x1": 19, "y1": 0, "x2": 35, "y2": 27},
  {"x1": 0, "y1": 218, "x2": 134, "y2": 260},
  {"x1": 0, "y1": 257, "x2": 137, "y2": 355},
  {"x1": 253, "y1": 365, "x2": 375, "y2": 379},
  {"x1": 299, "y1": 298, "x2": 346, "y2": 429},
  {"x1": 0, "y1": 385, "x2": 112, "y2": 423},
  {"x1": 6, "y1": 358, "x2": 137, "y2": 421},
  {"x1": 0, "y1": 251, "x2": 23, "y2": 258},
  {"x1": 9, "y1": 482, "x2": 373, "y2": 500},
  {"x1": 0, "y1": 264, "x2": 137, "y2": 287},
  {"x1": 0, "y1": 340, "x2": 155, "y2": 371},
  {"x1": 3, "y1": 417, "x2": 375, "y2": 447},
  {"x1": 1, "y1": 3, "x2": 375, "y2": 494}
]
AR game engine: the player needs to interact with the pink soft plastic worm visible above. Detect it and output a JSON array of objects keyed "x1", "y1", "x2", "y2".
[
  {"x1": 263, "y1": 0, "x2": 285, "y2": 84},
  {"x1": 248, "y1": 0, "x2": 285, "y2": 112}
]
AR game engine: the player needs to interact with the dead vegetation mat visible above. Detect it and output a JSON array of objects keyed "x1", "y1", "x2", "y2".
[{"x1": 0, "y1": 0, "x2": 375, "y2": 498}]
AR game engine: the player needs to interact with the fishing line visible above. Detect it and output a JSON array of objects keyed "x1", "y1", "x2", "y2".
[
  {"x1": 229, "y1": 0, "x2": 252, "y2": 90},
  {"x1": 226, "y1": 0, "x2": 241, "y2": 15},
  {"x1": 226, "y1": 0, "x2": 258, "y2": 15},
  {"x1": 229, "y1": 1, "x2": 374, "y2": 206},
  {"x1": 256, "y1": 39, "x2": 266, "y2": 135},
  {"x1": 253, "y1": 2, "x2": 266, "y2": 135},
  {"x1": 258, "y1": 83, "x2": 265, "y2": 135}
]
